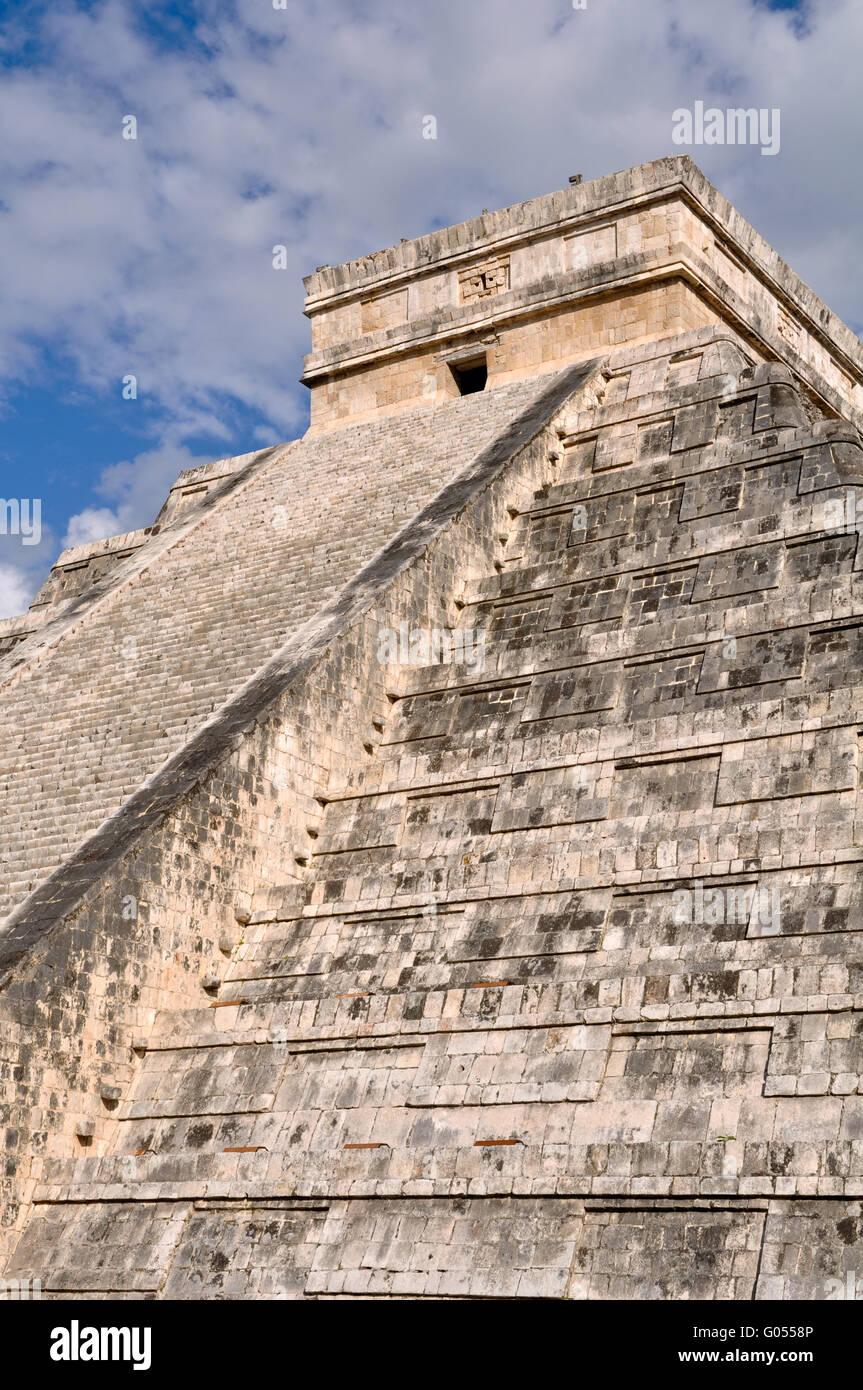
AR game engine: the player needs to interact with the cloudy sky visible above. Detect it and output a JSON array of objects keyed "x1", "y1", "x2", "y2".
[{"x1": 0, "y1": 0, "x2": 858, "y2": 616}]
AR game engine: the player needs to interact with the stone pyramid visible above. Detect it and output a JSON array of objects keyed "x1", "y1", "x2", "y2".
[{"x1": 3, "y1": 156, "x2": 863, "y2": 1300}]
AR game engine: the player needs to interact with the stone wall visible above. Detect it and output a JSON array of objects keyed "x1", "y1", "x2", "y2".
[
  {"x1": 0, "y1": 360, "x2": 593, "y2": 1276},
  {"x1": 4, "y1": 159, "x2": 863, "y2": 1300},
  {"x1": 4, "y1": 328, "x2": 863, "y2": 1297}
]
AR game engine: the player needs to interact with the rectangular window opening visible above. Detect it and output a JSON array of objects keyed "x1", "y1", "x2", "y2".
[{"x1": 450, "y1": 356, "x2": 488, "y2": 395}]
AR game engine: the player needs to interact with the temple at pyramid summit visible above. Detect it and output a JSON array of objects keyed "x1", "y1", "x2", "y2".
[{"x1": 4, "y1": 155, "x2": 863, "y2": 1299}]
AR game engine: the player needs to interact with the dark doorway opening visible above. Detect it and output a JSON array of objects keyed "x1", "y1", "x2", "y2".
[{"x1": 450, "y1": 356, "x2": 488, "y2": 395}]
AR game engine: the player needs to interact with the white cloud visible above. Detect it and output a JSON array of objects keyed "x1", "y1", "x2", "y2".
[
  {"x1": 61, "y1": 507, "x2": 128, "y2": 549},
  {"x1": 62, "y1": 441, "x2": 216, "y2": 546},
  {"x1": 0, "y1": 562, "x2": 33, "y2": 619},
  {"x1": 0, "y1": 521, "x2": 60, "y2": 619}
]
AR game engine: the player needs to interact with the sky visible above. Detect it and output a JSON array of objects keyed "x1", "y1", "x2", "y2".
[{"x1": 0, "y1": 0, "x2": 859, "y2": 616}]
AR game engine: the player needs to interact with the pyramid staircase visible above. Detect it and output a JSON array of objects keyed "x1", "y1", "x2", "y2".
[{"x1": 9, "y1": 340, "x2": 863, "y2": 1299}]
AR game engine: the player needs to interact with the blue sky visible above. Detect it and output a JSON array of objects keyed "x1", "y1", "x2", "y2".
[{"x1": 0, "y1": 0, "x2": 856, "y2": 615}]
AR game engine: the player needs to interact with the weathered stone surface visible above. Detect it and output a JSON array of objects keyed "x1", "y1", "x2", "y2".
[{"x1": 3, "y1": 158, "x2": 863, "y2": 1298}]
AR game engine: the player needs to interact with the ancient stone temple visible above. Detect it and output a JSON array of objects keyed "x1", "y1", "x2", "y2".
[{"x1": 3, "y1": 155, "x2": 863, "y2": 1300}]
